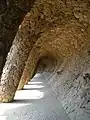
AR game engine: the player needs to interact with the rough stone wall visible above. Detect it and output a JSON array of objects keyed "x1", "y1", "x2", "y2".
[
  {"x1": 19, "y1": 20, "x2": 90, "y2": 120},
  {"x1": 0, "y1": 0, "x2": 90, "y2": 119},
  {"x1": 18, "y1": 1, "x2": 90, "y2": 119},
  {"x1": 45, "y1": 53, "x2": 90, "y2": 120}
]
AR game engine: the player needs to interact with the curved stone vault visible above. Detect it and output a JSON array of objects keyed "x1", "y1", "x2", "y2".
[{"x1": 0, "y1": 0, "x2": 90, "y2": 120}]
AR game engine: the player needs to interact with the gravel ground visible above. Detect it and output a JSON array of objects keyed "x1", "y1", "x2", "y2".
[{"x1": 0, "y1": 73, "x2": 70, "y2": 120}]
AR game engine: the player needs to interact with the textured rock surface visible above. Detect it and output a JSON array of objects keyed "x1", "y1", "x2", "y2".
[
  {"x1": 0, "y1": 0, "x2": 90, "y2": 120},
  {"x1": 19, "y1": 1, "x2": 90, "y2": 119}
]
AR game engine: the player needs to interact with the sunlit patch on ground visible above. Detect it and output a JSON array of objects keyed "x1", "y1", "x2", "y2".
[
  {"x1": 0, "y1": 116, "x2": 7, "y2": 120},
  {"x1": 14, "y1": 90, "x2": 44, "y2": 100},
  {"x1": 0, "y1": 103, "x2": 28, "y2": 115},
  {"x1": 24, "y1": 84, "x2": 44, "y2": 89},
  {"x1": 28, "y1": 81, "x2": 43, "y2": 85}
]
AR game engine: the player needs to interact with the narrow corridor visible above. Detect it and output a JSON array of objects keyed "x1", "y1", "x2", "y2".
[{"x1": 0, "y1": 73, "x2": 70, "y2": 120}]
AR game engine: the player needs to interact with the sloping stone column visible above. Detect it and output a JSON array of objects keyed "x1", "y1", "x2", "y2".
[
  {"x1": 0, "y1": 11, "x2": 38, "y2": 102},
  {"x1": 18, "y1": 47, "x2": 47, "y2": 90},
  {"x1": 0, "y1": 32, "x2": 31, "y2": 102}
]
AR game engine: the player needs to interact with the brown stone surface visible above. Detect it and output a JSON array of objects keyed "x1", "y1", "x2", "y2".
[{"x1": 0, "y1": 0, "x2": 90, "y2": 119}]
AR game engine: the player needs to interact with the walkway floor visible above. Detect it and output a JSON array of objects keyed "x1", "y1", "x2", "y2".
[{"x1": 0, "y1": 73, "x2": 70, "y2": 120}]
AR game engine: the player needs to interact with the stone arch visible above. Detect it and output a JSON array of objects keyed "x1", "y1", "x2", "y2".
[
  {"x1": 36, "y1": 55, "x2": 57, "y2": 73},
  {"x1": 0, "y1": 0, "x2": 63, "y2": 102},
  {"x1": 18, "y1": 21, "x2": 86, "y2": 90},
  {"x1": 0, "y1": 3, "x2": 90, "y2": 120},
  {"x1": 18, "y1": 46, "x2": 57, "y2": 90}
]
